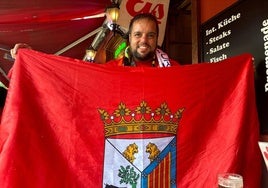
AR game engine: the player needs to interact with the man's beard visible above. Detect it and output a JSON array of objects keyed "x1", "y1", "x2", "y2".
[{"x1": 131, "y1": 48, "x2": 155, "y2": 61}]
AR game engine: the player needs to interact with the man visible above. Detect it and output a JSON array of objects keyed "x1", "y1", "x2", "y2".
[
  {"x1": 10, "y1": 13, "x2": 179, "y2": 67},
  {"x1": 106, "y1": 13, "x2": 179, "y2": 67}
]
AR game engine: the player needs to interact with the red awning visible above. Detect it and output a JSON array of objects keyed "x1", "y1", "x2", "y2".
[{"x1": 0, "y1": 0, "x2": 111, "y2": 85}]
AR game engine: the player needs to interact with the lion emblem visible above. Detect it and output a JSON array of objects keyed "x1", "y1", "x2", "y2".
[
  {"x1": 146, "y1": 142, "x2": 160, "y2": 162},
  {"x1": 123, "y1": 143, "x2": 138, "y2": 163}
]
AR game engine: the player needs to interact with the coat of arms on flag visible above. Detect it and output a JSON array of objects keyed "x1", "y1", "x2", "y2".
[{"x1": 99, "y1": 101, "x2": 185, "y2": 188}]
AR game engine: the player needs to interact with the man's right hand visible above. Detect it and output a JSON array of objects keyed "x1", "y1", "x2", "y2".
[{"x1": 10, "y1": 43, "x2": 32, "y2": 59}]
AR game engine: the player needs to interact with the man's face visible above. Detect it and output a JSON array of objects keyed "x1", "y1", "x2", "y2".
[{"x1": 129, "y1": 18, "x2": 158, "y2": 62}]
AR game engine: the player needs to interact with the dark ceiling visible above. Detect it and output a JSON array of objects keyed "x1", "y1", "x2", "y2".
[{"x1": 170, "y1": 0, "x2": 191, "y2": 12}]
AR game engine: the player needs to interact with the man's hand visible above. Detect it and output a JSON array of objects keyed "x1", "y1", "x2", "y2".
[{"x1": 10, "y1": 43, "x2": 32, "y2": 59}]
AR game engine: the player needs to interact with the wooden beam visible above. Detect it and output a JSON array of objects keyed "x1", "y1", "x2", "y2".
[{"x1": 191, "y1": 0, "x2": 200, "y2": 64}]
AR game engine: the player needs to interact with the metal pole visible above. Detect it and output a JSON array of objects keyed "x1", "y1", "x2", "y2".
[{"x1": 54, "y1": 27, "x2": 103, "y2": 55}]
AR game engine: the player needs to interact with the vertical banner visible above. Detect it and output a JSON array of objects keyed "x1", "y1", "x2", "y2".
[{"x1": 117, "y1": 0, "x2": 170, "y2": 46}]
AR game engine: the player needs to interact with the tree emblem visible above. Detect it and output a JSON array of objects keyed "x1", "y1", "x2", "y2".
[{"x1": 118, "y1": 165, "x2": 140, "y2": 188}]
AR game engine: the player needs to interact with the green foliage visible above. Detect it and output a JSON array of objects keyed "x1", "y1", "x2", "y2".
[{"x1": 118, "y1": 165, "x2": 140, "y2": 187}]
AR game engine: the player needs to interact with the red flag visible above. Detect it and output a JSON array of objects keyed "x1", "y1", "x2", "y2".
[{"x1": 0, "y1": 49, "x2": 261, "y2": 187}]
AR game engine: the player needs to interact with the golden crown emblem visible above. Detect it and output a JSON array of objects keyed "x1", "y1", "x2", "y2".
[{"x1": 98, "y1": 101, "x2": 185, "y2": 137}]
